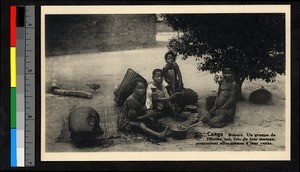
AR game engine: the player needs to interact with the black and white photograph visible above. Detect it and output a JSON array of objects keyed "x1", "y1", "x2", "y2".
[{"x1": 41, "y1": 5, "x2": 291, "y2": 161}]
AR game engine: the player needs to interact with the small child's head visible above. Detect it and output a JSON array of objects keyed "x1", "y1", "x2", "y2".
[
  {"x1": 164, "y1": 51, "x2": 177, "y2": 64},
  {"x1": 152, "y1": 69, "x2": 163, "y2": 86},
  {"x1": 131, "y1": 78, "x2": 147, "y2": 97},
  {"x1": 222, "y1": 67, "x2": 234, "y2": 81}
]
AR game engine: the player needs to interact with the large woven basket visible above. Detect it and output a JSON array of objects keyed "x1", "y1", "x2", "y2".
[{"x1": 114, "y1": 68, "x2": 147, "y2": 106}]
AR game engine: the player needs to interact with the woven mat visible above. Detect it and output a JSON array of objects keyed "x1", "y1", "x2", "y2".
[
  {"x1": 57, "y1": 107, "x2": 200, "y2": 143},
  {"x1": 158, "y1": 112, "x2": 200, "y2": 129},
  {"x1": 98, "y1": 109, "x2": 201, "y2": 139},
  {"x1": 98, "y1": 106, "x2": 120, "y2": 139}
]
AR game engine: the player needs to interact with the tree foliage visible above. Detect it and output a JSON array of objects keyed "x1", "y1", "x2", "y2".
[{"x1": 162, "y1": 14, "x2": 285, "y2": 88}]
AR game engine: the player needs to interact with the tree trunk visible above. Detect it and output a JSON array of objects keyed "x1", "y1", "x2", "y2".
[{"x1": 235, "y1": 78, "x2": 245, "y2": 101}]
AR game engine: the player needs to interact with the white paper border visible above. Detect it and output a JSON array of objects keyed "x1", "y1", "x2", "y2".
[{"x1": 41, "y1": 5, "x2": 291, "y2": 161}]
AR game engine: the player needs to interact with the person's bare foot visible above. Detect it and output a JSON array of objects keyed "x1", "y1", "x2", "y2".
[
  {"x1": 157, "y1": 126, "x2": 170, "y2": 140},
  {"x1": 163, "y1": 126, "x2": 171, "y2": 136},
  {"x1": 165, "y1": 126, "x2": 173, "y2": 137},
  {"x1": 201, "y1": 112, "x2": 211, "y2": 123}
]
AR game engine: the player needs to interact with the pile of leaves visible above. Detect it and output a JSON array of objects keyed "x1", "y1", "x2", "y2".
[{"x1": 249, "y1": 87, "x2": 272, "y2": 104}]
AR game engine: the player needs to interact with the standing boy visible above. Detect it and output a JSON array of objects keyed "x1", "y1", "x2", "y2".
[
  {"x1": 162, "y1": 51, "x2": 184, "y2": 94},
  {"x1": 202, "y1": 67, "x2": 237, "y2": 128}
]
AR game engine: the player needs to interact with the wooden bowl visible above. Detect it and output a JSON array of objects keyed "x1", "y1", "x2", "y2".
[{"x1": 185, "y1": 105, "x2": 198, "y2": 113}]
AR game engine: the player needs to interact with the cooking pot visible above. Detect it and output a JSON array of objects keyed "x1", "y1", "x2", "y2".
[
  {"x1": 171, "y1": 122, "x2": 201, "y2": 140},
  {"x1": 185, "y1": 105, "x2": 198, "y2": 113}
]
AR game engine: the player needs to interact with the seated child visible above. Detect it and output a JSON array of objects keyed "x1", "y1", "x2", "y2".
[
  {"x1": 146, "y1": 69, "x2": 177, "y2": 115},
  {"x1": 201, "y1": 67, "x2": 237, "y2": 128},
  {"x1": 117, "y1": 78, "x2": 169, "y2": 140},
  {"x1": 162, "y1": 51, "x2": 184, "y2": 94}
]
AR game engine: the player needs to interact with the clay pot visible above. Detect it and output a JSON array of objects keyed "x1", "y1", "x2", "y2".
[{"x1": 171, "y1": 122, "x2": 201, "y2": 140}]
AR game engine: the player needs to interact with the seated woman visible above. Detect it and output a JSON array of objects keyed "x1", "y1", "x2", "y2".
[{"x1": 201, "y1": 67, "x2": 237, "y2": 128}]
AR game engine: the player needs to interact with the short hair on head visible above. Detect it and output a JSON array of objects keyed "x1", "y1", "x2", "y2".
[
  {"x1": 152, "y1": 68, "x2": 163, "y2": 77},
  {"x1": 131, "y1": 78, "x2": 146, "y2": 90},
  {"x1": 164, "y1": 51, "x2": 177, "y2": 61},
  {"x1": 222, "y1": 66, "x2": 234, "y2": 73}
]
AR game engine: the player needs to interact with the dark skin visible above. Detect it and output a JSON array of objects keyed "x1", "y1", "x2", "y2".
[
  {"x1": 164, "y1": 54, "x2": 183, "y2": 92},
  {"x1": 217, "y1": 68, "x2": 237, "y2": 110},
  {"x1": 152, "y1": 71, "x2": 178, "y2": 116},
  {"x1": 211, "y1": 68, "x2": 236, "y2": 113},
  {"x1": 222, "y1": 69, "x2": 234, "y2": 83},
  {"x1": 131, "y1": 82, "x2": 153, "y2": 121},
  {"x1": 152, "y1": 71, "x2": 177, "y2": 102},
  {"x1": 129, "y1": 81, "x2": 169, "y2": 140},
  {"x1": 202, "y1": 68, "x2": 237, "y2": 126}
]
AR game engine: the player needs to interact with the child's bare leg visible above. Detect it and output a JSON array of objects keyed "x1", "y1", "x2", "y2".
[
  {"x1": 130, "y1": 122, "x2": 169, "y2": 140},
  {"x1": 166, "y1": 101, "x2": 178, "y2": 117},
  {"x1": 201, "y1": 110, "x2": 212, "y2": 123}
]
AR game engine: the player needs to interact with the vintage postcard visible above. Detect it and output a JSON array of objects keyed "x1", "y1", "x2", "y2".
[{"x1": 41, "y1": 5, "x2": 291, "y2": 161}]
